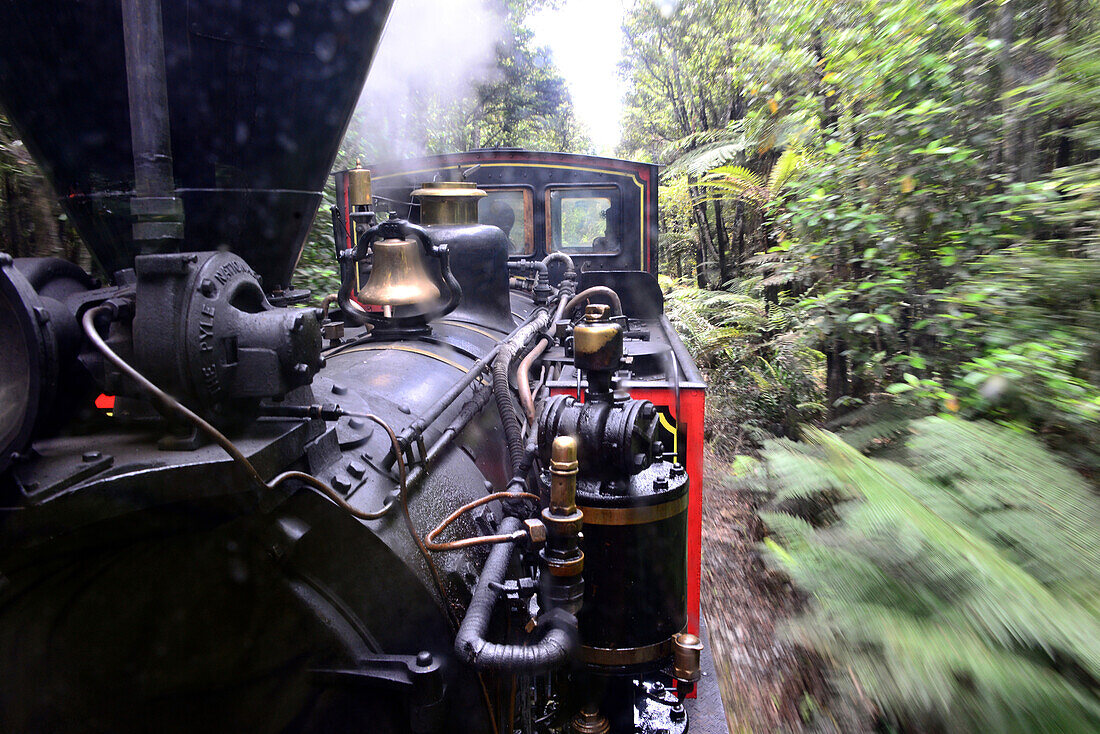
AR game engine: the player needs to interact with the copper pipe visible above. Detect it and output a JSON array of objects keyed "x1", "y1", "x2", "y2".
[
  {"x1": 425, "y1": 491, "x2": 540, "y2": 552},
  {"x1": 563, "y1": 286, "x2": 622, "y2": 319},
  {"x1": 320, "y1": 293, "x2": 339, "y2": 320},
  {"x1": 517, "y1": 335, "x2": 552, "y2": 426}
]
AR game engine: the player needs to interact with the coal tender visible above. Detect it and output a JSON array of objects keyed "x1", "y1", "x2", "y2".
[{"x1": 0, "y1": 1, "x2": 722, "y2": 732}]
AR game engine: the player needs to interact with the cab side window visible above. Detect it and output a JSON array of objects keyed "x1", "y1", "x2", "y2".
[
  {"x1": 478, "y1": 188, "x2": 533, "y2": 255},
  {"x1": 547, "y1": 187, "x2": 620, "y2": 254}
]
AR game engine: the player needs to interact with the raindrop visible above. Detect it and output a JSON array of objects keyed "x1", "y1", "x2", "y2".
[{"x1": 315, "y1": 33, "x2": 337, "y2": 63}]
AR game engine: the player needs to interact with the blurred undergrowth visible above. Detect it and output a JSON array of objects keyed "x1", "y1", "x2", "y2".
[{"x1": 751, "y1": 418, "x2": 1100, "y2": 732}]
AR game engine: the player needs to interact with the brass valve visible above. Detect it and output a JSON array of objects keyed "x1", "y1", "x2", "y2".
[
  {"x1": 540, "y1": 435, "x2": 585, "y2": 614},
  {"x1": 672, "y1": 632, "x2": 704, "y2": 683}
]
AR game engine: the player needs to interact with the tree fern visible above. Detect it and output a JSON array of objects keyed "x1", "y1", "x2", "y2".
[{"x1": 758, "y1": 417, "x2": 1100, "y2": 732}]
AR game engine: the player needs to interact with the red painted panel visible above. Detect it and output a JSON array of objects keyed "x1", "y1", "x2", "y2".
[{"x1": 626, "y1": 386, "x2": 705, "y2": 637}]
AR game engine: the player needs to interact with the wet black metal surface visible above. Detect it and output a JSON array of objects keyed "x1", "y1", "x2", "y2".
[{"x1": 0, "y1": 0, "x2": 394, "y2": 290}]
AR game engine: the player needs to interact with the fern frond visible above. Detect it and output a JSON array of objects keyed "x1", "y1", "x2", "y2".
[
  {"x1": 766, "y1": 146, "x2": 803, "y2": 196},
  {"x1": 759, "y1": 419, "x2": 1100, "y2": 731}
]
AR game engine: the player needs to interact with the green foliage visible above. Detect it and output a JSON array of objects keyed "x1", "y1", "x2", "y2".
[
  {"x1": 625, "y1": 1, "x2": 1100, "y2": 729},
  {"x1": 759, "y1": 417, "x2": 1100, "y2": 732},
  {"x1": 662, "y1": 276, "x2": 824, "y2": 451},
  {"x1": 627, "y1": 0, "x2": 1100, "y2": 461}
]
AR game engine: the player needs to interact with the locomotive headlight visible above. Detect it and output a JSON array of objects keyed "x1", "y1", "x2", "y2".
[{"x1": 0, "y1": 255, "x2": 52, "y2": 473}]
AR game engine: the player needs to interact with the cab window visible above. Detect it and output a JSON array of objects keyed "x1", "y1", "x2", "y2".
[
  {"x1": 547, "y1": 187, "x2": 620, "y2": 254},
  {"x1": 477, "y1": 188, "x2": 533, "y2": 255}
]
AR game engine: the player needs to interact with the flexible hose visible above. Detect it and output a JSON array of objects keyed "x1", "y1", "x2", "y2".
[
  {"x1": 492, "y1": 311, "x2": 553, "y2": 475},
  {"x1": 454, "y1": 517, "x2": 575, "y2": 673}
]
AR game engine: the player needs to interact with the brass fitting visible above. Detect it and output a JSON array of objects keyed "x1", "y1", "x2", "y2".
[
  {"x1": 572, "y1": 303, "x2": 623, "y2": 379},
  {"x1": 672, "y1": 632, "x2": 703, "y2": 683},
  {"x1": 411, "y1": 181, "x2": 486, "y2": 225},
  {"x1": 549, "y1": 435, "x2": 579, "y2": 512},
  {"x1": 347, "y1": 164, "x2": 372, "y2": 207},
  {"x1": 569, "y1": 704, "x2": 610, "y2": 734},
  {"x1": 523, "y1": 518, "x2": 547, "y2": 546},
  {"x1": 540, "y1": 434, "x2": 585, "y2": 614},
  {"x1": 543, "y1": 436, "x2": 584, "y2": 538},
  {"x1": 584, "y1": 303, "x2": 610, "y2": 322}
]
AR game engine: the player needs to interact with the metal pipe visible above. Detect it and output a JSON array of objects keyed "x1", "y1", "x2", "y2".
[
  {"x1": 399, "y1": 308, "x2": 548, "y2": 448},
  {"x1": 517, "y1": 335, "x2": 552, "y2": 426},
  {"x1": 424, "y1": 491, "x2": 540, "y2": 552},
  {"x1": 454, "y1": 516, "x2": 576, "y2": 673},
  {"x1": 405, "y1": 383, "x2": 492, "y2": 491},
  {"x1": 507, "y1": 261, "x2": 547, "y2": 278},
  {"x1": 120, "y1": 0, "x2": 181, "y2": 245},
  {"x1": 320, "y1": 293, "x2": 339, "y2": 320},
  {"x1": 563, "y1": 286, "x2": 623, "y2": 319},
  {"x1": 542, "y1": 251, "x2": 575, "y2": 276},
  {"x1": 492, "y1": 311, "x2": 554, "y2": 474}
]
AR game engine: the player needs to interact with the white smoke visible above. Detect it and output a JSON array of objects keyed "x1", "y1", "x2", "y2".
[{"x1": 352, "y1": 0, "x2": 509, "y2": 161}]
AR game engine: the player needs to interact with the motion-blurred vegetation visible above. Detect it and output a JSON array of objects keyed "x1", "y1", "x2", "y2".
[
  {"x1": 621, "y1": 0, "x2": 1100, "y2": 729},
  {"x1": 755, "y1": 418, "x2": 1100, "y2": 732}
]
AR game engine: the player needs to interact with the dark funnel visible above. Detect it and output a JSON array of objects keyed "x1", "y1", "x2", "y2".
[{"x1": 0, "y1": 0, "x2": 394, "y2": 291}]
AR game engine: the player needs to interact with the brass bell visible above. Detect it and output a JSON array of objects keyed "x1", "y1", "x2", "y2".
[{"x1": 356, "y1": 237, "x2": 441, "y2": 309}]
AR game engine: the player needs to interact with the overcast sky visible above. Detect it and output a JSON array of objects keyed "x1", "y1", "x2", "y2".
[{"x1": 528, "y1": 0, "x2": 628, "y2": 154}]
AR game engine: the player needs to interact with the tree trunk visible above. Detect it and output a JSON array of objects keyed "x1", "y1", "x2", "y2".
[
  {"x1": 711, "y1": 198, "x2": 730, "y2": 284},
  {"x1": 812, "y1": 30, "x2": 838, "y2": 133},
  {"x1": 996, "y1": 0, "x2": 1020, "y2": 180},
  {"x1": 733, "y1": 201, "x2": 745, "y2": 274},
  {"x1": 826, "y1": 337, "x2": 849, "y2": 419},
  {"x1": 25, "y1": 175, "x2": 61, "y2": 257},
  {"x1": 687, "y1": 180, "x2": 715, "y2": 288},
  {"x1": 4, "y1": 171, "x2": 24, "y2": 257}
]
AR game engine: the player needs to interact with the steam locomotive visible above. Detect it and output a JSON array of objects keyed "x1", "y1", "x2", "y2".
[{"x1": 0, "y1": 1, "x2": 725, "y2": 732}]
